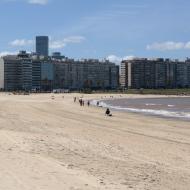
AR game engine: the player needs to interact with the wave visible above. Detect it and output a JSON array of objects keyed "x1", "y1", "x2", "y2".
[
  {"x1": 168, "y1": 105, "x2": 175, "y2": 107},
  {"x1": 145, "y1": 103, "x2": 162, "y2": 106},
  {"x1": 90, "y1": 100, "x2": 190, "y2": 120},
  {"x1": 145, "y1": 103, "x2": 175, "y2": 107}
]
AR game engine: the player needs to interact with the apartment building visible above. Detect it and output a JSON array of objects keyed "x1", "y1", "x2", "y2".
[
  {"x1": 121, "y1": 58, "x2": 190, "y2": 89},
  {"x1": 36, "y1": 36, "x2": 49, "y2": 57},
  {"x1": 2, "y1": 51, "x2": 32, "y2": 91},
  {"x1": 0, "y1": 52, "x2": 119, "y2": 91},
  {"x1": 54, "y1": 59, "x2": 119, "y2": 90}
]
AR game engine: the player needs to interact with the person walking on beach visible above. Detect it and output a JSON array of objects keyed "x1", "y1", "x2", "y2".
[
  {"x1": 87, "y1": 101, "x2": 90, "y2": 107},
  {"x1": 74, "y1": 97, "x2": 76, "y2": 102},
  {"x1": 79, "y1": 99, "x2": 82, "y2": 106}
]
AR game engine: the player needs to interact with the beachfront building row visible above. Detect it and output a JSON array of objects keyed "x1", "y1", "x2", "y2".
[
  {"x1": 121, "y1": 58, "x2": 190, "y2": 89},
  {"x1": 54, "y1": 58, "x2": 119, "y2": 90},
  {"x1": 0, "y1": 51, "x2": 119, "y2": 91}
]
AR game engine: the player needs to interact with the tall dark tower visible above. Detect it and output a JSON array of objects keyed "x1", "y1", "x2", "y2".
[{"x1": 36, "y1": 36, "x2": 49, "y2": 56}]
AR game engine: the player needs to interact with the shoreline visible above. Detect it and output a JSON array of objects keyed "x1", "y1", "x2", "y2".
[{"x1": 89, "y1": 95, "x2": 190, "y2": 122}]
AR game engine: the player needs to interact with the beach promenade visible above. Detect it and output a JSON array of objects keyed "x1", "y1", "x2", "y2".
[{"x1": 0, "y1": 93, "x2": 189, "y2": 190}]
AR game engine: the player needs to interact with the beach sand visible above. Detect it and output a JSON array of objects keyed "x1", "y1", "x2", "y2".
[{"x1": 0, "y1": 93, "x2": 189, "y2": 190}]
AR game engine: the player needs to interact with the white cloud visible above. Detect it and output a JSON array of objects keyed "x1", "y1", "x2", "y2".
[
  {"x1": 184, "y1": 42, "x2": 190, "y2": 49},
  {"x1": 63, "y1": 36, "x2": 86, "y2": 43},
  {"x1": 147, "y1": 41, "x2": 190, "y2": 51},
  {"x1": 50, "y1": 36, "x2": 86, "y2": 50},
  {"x1": 106, "y1": 55, "x2": 122, "y2": 64},
  {"x1": 8, "y1": 36, "x2": 85, "y2": 50},
  {"x1": 122, "y1": 55, "x2": 136, "y2": 61},
  {"x1": 50, "y1": 41, "x2": 66, "y2": 49},
  {"x1": 0, "y1": 51, "x2": 18, "y2": 57},
  {"x1": 3, "y1": 0, "x2": 49, "y2": 5},
  {"x1": 9, "y1": 39, "x2": 34, "y2": 47},
  {"x1": 106, "y1": 55, "x2": 136, "y2": 64},
  {"x1": 28, "y1": 0, "x2": 48, "y2": 5}
]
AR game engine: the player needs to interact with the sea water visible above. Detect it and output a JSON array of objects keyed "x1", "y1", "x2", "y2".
[{"x1": 91, "y1": 97, "x2": 190, "y2": 121}]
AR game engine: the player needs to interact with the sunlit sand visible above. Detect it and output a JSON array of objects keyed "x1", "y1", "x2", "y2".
[{"x1": 0, "y1": 93, "x2": 189, "y2": 190}]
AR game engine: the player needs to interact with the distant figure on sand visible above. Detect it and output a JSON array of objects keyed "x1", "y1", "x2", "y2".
[
  {"x1": 79, "y1": 99, "x2": 82, "y2": 106},
  {"x1": 87, "y1": 101, "x2": 90, "y2": 107},
  {"x1": 97, "y1": 101, "x2": 99, "y2": 106},
  {"x1": 105, "y1": 108, "x2": 112, "y2": 117},
  {"x1": 74, "y1": 97, "x2": 76, "y2": 102}
]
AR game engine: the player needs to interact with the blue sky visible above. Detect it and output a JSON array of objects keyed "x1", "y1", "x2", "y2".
[{"x1": 0, "y1": 0, "x2": 190, "y2": 62}]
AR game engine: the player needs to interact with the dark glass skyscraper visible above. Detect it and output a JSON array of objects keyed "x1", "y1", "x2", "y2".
[{"x1": 36, "y1": 36, "x2": 49, "y2": 56}]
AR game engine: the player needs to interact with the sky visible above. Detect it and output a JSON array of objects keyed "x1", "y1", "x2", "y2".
[{"x1": 0, "y1": 0, "x2": 190, "y2": 63}]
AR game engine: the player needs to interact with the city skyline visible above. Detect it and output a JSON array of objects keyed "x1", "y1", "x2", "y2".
[{"x1": 1, "y1": 0, "x2": 190, "y2": 63}]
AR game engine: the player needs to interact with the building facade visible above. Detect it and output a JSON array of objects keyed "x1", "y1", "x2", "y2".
[
  {"x1": 41, "y1": 62, "x2": 54, "y2": 91},
  {"x1": 32, "y1": 59, "x2": 41, "y2": 90},
  {"x1": 0, "y1": 58, "x2": 4, "y2": 89},
  {"x1": 36, "y1": 36, "x2": 49, "y2": 57},
  {"x1": 121, "y1": 58, "x2": 190, "y2": 89},
  {"x1": 2, "y1": 51, "x2": 32, "y2": 91},
  {"x1": 0, "y1": 52, "x2": 119, "y2": 91},
  {"x1": 54, "y1": 59, "x2": 119, "y2": 90}
]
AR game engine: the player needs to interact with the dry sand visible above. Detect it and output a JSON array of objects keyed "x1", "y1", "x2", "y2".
[{"x1": 0, "y1": 93, "x2": 190, "y2": 190}]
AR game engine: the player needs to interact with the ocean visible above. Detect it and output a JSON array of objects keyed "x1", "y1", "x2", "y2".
[{"x1": 91, "y1": 97, "x2": 190, "y2": 121}]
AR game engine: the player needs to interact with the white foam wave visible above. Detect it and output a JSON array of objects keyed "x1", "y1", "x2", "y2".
[
  {"x1": 168, "y1": 105, "x2": 175, "y2": 107},
  {"x1": 91, "y1": 100, "x2": 190, "y2": 119},
  {"x1": 145, "y1": 103, "x2": 162, "y2": 106}
]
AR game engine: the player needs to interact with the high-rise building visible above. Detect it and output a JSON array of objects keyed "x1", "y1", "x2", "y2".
[
  {"x1": 54, "y1": 59, "x2": 119, "y2": 90},
  {"x1": 121, "y1": 58, "x2": 190, "y2": 89},
  {"x1": 32, "y1": 59, "x2": 41, "y2": 91},
  {"x1": 36, "y1": 36, "x2": 49, "y2": 56},
  {"x1": 0, "y1": 58, "x2": 5, "y2": 90},
  {"x1": 41, "y1": 62, "x2": 54, "y2": 91},
  {"x1": 0, "y1": 52, "x2": 119, "y2": 91},
  {"x1": 52, "y1": 52, "x2": 66, "y2": 60},
  {"x1": 1, "y1": 51, "x2": 32, "y2": 91}
]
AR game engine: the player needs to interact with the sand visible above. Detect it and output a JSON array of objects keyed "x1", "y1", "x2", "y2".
[{"x1": 0, "y1": 93, "x2": 189, "y2": 190}]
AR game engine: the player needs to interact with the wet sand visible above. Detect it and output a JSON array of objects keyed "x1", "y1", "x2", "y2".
[{"x1": 0, "y1": 93, "x2": 190, "y2": 190}]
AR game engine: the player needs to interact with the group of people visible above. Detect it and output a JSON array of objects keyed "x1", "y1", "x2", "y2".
[
  {"x1": 73, "y1": 96, "x2": 112, "y2": 116},
  {"x1": 74, "y1": 97, "x2": 90, "y2": 107},
  {"x1": 79, "y1": 99, "x2": 85, "y2": 106}
]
